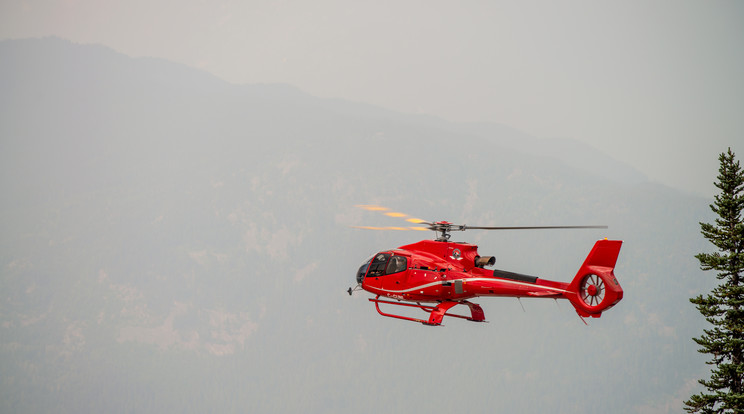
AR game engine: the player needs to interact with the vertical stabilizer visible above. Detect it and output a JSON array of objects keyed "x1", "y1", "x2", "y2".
[{"x1": 565, "y1": 240, "x2": 624, "y2": 318}]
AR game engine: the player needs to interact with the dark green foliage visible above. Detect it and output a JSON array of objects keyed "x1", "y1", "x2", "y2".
[{"x1": 686, "y1": 148, "x2": 744, "y2": 413}]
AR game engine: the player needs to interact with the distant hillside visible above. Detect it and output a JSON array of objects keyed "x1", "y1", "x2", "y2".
[{"x1": 0, "y1": 37, "x2": 714, "y2": 414}]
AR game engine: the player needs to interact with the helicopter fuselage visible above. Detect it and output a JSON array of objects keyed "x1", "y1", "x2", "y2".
[
  {"x1": 358, "y1": 240, "x2": 569, "y2": 303},
  {"x1": 354, "y1": 238, "x2": 624, "y2": 325}
]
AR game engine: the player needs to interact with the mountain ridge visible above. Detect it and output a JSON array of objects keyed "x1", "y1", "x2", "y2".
[{"x1": 1, "y1": 37, "x2": 647, "y2": 190}]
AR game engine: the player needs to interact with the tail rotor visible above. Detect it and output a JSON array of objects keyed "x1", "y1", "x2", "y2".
[
  {"x1": 566, "y1": 239, "x2": 624, "y2": 318},
  {"x1": 579, "y1": 274, "x2": 605, "y2": 307}
]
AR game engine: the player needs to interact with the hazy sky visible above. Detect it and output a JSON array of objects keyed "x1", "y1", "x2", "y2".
[{"x1": 2, "y1": 0, "x2": 742, "y2": 196}]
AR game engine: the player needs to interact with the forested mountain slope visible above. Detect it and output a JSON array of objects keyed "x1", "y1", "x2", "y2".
[{"x1": 0, "y1": 37, "x2": 712, "y2": 413}]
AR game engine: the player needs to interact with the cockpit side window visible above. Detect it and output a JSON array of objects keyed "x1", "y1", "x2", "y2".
[
  {"x1": 367, "y1": 253, "x2": 391, "y2": 277},
  {"x1": 385, "y1": 256, "x2": 408, "y2": 274}
]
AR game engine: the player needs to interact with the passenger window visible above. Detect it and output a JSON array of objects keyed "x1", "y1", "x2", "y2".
[{"x1": 386, "y1": 256, "x2": 408, "y2": 274}]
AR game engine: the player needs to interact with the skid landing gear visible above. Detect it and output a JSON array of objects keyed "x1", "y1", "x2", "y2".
[{"x1": 369, "y1": 296, "x2": 487, "y2": 326}]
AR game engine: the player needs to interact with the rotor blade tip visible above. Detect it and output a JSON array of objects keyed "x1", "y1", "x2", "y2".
[{"x1": 355, "y1": 204, "x2": 389, "y2": 211}]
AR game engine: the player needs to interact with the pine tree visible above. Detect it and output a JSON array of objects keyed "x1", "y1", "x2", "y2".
[{"x1": 686, "y1": 148, "x2": 744, "y2": 413}]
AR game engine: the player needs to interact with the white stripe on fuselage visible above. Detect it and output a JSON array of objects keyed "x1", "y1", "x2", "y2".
[{"x1": 372, "y1": 277, "x2": 568, "y2": 294}]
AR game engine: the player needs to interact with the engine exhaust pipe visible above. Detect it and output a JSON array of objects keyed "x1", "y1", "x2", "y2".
[{"x1": 475, "y1": 256, "x2": 495, "y2": 268}]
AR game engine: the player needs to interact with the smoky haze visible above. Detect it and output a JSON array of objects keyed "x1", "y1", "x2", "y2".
[
  {"x1": 0, "y1": 1, "x2": 742, "y2": 196},
  {"x1": 0, "y1": 37, "x2": 717, "y2": 413}
]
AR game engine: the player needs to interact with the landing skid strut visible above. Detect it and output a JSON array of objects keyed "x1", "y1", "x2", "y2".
[{"x1": 369, "y1": 296, "x2": 487, "y2": 326}]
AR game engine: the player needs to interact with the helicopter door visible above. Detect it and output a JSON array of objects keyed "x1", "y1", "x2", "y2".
[
  {"x1": 363, "y1": 253, "x2": 391, "y2": 290},
  {"x1": 454, "y1": 279, "x2": 464, "y2": 295},
  {"x1": 374, "y1": 255, "x2": 407, "y2": 293},
  {"x1": 381, "y1": 255, "x2": 408, "y2": 291},
  {"x1": 367, "y1": 253, "x2": 391, "y2": 278}
]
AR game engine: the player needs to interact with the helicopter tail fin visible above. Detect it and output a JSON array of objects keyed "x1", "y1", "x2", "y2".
[{"x1": 565, "y1": 239, "x2": 623, "y2": 318}]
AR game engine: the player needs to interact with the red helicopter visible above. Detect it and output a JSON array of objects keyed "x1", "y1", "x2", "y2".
[{"x1": 348, "y1": 205, "x2": 623, "y2": 326}]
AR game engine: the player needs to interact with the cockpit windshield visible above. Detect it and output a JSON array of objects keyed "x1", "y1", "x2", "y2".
[
  {"x1": 357, "y1": 253, "x2": 408, "y2": 283},
  {"x1": 356, "y1": 257, "x2": 372, "y2": 284},
  {"x1": 367, "y1": 253, "x2": 392, "y2": 278}
]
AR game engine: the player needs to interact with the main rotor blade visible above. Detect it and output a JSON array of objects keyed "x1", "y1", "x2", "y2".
[
  {"x1": 354, "y1": 205, "x2": 432, "y2": 226},
  {"x1": 464, "y1": 225, "x2": 608, "y2": 230},
  {"x1": 353, "y1": 204, "x2": 607, "y2": 234},
  {"x1": 351, "y1": 226, "x2": 429, "y2": 231}
]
